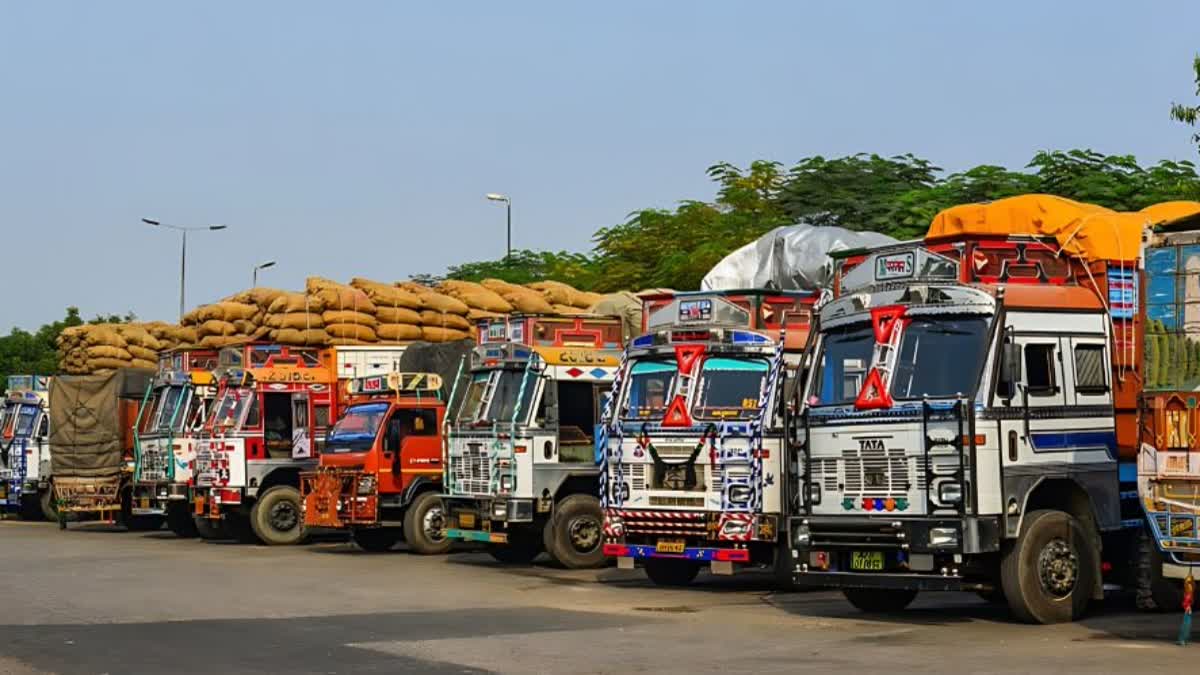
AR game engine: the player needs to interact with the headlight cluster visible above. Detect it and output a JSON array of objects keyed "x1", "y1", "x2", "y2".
[{"x1": 357, "y1": 475, "x2": 377, "y2": 495}]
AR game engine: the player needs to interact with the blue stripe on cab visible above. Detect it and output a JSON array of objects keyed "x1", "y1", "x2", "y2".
[{"x1": 1029, "y1": 430, "x2": 1116, "y2": 453}]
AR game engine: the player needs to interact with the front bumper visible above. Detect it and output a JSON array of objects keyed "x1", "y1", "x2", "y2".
[
  {"x1": 192, "y1": 487, "x2": 245, "y2": 519},
  {"x1": 300, "y1": 469, "x2": 379, "y2": 528},
  {"x1": 443, "y1": 495, "x2": 536, "y2": 543},
  {"x1": 131, "y1": 482, "x2": 189, "y2": 515},
  {"x1": 602, "y1": 509, "x2": 778, "y2": 569}
]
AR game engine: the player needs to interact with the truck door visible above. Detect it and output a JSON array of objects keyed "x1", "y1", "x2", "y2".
[
  {"x1": 291, "y1": 392, "x2": 312, "y2": 459},
  {"x1": 380, "y1": 408, "x2": 440, "y2": 493}
]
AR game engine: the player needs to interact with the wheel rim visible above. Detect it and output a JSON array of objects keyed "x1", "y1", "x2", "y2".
[
  {"x1": 567, "y1": 515, "x2": 601, "y2": 554},
  {"x1": 269, "y1": 499, "x2": 299, "y2": 533},
  {"x1": 422, "y1": 504, "x2": 446, "y2": 543},
  {"x1": 1037, "y1": 537, "x2": 1079, "y2": 598}
]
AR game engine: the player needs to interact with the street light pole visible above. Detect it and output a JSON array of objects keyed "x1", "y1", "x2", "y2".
[
  {"x1": 253, "y1": 260, "x2": 277, "y2": 287},
  {"x1": 486, "y1": 193, "x2": 512, "y2": 260},
  {"x1": 143, "y1": 218, "x2": 228, "y2": 321}
]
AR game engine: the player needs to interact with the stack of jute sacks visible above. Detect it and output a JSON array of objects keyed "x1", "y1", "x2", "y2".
[
  {"x1": 57, "y1": 323, "x2": 163, "y2": 374},
  {"x1": 180, "y1": 288, "x2": 284, "y2": 349}
]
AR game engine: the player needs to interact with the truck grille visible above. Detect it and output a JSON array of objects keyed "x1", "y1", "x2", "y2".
[
  {"x1": 194, "y1": 445, "x2": 220, "y2": 487},
  {"x1": 449, "y1": 443, "x2": 492, "y2": 495},
  {"x1": 140, "y1": 449, "x2": 170, "y2": 482},
  {"x1": 841, "y1": 445, "x2": 910, "y2": 498}
]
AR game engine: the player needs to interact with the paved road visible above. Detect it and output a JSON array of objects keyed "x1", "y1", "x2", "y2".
[{"x1": 0, "y1": 519, "x2": 1195, "y2": 674}]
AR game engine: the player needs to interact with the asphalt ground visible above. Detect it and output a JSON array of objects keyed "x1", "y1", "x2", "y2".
[{"x1": 0, "y1": 518, "x2": 1195, "y2": 674}]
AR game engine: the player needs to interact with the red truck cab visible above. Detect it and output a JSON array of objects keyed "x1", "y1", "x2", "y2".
[{"x1": 301, "y1": 371, "x2": 449, "y2": 554}]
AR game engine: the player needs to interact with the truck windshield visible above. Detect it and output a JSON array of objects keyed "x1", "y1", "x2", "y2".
[
  {"x1": 811, "y1": 323, "x2": 877, "y2": 406},
  {"x1": 154, "y1": 385, "x2": 187, "y2": 433},
  {"x1": 210, "y1": 387, "x2": 253, "y2": 430},
  {"x1": 456, "y1": 372, "x2": 490, "y2": 424},
  {"x1": 326, "y1": 402, "x2": 388, "y2": 453},
  {"x1": 13, "y1": 405, "x2": 38, "y2": 438},
  {"x1": 483, "y1": 370, "x2": 538, "y2": 424},
  {"x1": 622, "y1": 359, "x2": 678, "y2": 420},
  {"x1": 693, "y1": 358, "x2": 769, "y2": 420},
  {"x1": 890, "y1": 316, "x2": 989, "y2": 400}
]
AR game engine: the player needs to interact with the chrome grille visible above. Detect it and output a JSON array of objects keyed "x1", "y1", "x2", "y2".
[
  {"x1": 808, "y1": 458, "x2": 838, "y2": 492},
  {"x1": 609, "y1": 463, "x2": 648, "y2": 491},
  {"x1": 914, "y1": 454, "x2": 963, "y2": 491},
  {"x1": 841, "y1": 444, "x2": 910, "y2": 498},
  {"x1": 449, "y1": 443, "x2": 492, "y2": 495}
]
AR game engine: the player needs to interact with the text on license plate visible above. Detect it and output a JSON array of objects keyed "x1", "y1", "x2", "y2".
[
  {"x1": 656, "y1": 539, "x2": 685, "y2": 554},
  {"x1": 850, "y1": 551, "x2": 884, "y2": 571}
]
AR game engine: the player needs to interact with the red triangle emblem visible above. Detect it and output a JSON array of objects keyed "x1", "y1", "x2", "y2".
[
  {"x1": 661, "y1": 395, "x2": 693, "y2": 427},
  {"x1": 854, "y1": 368, "x2": 893, "y2": 410},
  {"x1": 674, "y1": 344, "x2": 705, "y2": 376},
  {"x1": 871, "y1": 305, "x2": 906, "y2": 344}
]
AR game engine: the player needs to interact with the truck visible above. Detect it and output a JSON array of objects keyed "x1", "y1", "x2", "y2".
[
  {"x1": 192, "y1": 343, "x2": 406, "y2": 545},
  {"x1": 443, "y1": 314, "x2": 624, "y2": 568},
  {"x1": 600, "y1": 290, "x2": 815, "y2": 585},
  {"x1": 787, "y1": 196, "x2": 1199, "y2": 624},
  {"x1": 1, "y1": 375, "x2": 53, "y2": 520},
  {"x1": 49, "y1": 368, "x2": 158, "y2": 529},
  {"x1": 300, "y1": 371, "x2": 450, "y2": 553}
]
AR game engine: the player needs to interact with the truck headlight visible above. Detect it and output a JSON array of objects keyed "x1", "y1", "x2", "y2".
[
  {"x1": 721, "y1": 518, "x2": 751, "y2": 537},
  {"x1": 929, "y1": 527, "x2": 958, "y2": 548},
  {"x1": 491, "y1": 501, "x2": 508, "y2": 519},
  {"x1": 727, "y1": 485, "x2": 751, "y2": 505},
  {"x1": 357, "y1": 476, "x2": 376, "y2": 495},
  {"x1": 794, "y1": 523, "x2": 811, "y2": 546},
  {"x1": 807, "y1": 483, "x2": 822, "y2": 505},
  {"x1": 500, "y1": 475, "x2": 513, "y2": 493},
  {"x1": 938, "y1": 481, "x2": 963, "y2": 505}
]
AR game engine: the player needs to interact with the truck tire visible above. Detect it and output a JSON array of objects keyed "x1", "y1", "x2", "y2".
[
  {"x1": 402, "y1": 491, "x2": 452, "y2": 555},
  {"x1": 843, "y1": 588, "x2": 918, "y2": 612},
  {"x1": 644, "y1": 558, "x2": 701, "y2": 587},
  {"x1": 249, "y1": 486, "x2": 308, "y2": 546},
  {"x1": 545, "y1": 495, "x2": 605, "y2": 569},
  {"x1": 773, "y1": 543, "x2": 797, "y2": 591},
  {"x1": 1136, "y1": 529, "x2": 1184, "y2": 612},
  {"x1": 194, "y1": 516, "x2": 228, "y2": 540},
  {"x1": 1000, "y1": 509, "x2": 1096, "y2": 624},
  {"x1": 486, "y1": 524, "x2": 542, "y2": 564},
  {"x1": 352, "y1": 527, "x2": 402, "y2": 552},
  {"x1": 166, "y1": 502, "x2": 198, "y2": 538},
  {"x1": 226, "y1": 512, "x2": 262, "y2": 544},
  {"x1": 40, "y1": 487, "x2": 58, "y2": 522},
  {"x1": 19, "y1": 495, "x2": 44, "y2": 521}
]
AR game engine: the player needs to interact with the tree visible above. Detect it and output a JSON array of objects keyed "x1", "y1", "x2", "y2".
[
  {"x1": 1026, "y1": 150, "x2": 1200, "y2": 210},
  {"x1": 0, "y1": 307, "x2": 84, "y2": 393},
  {"x1": 1171, "y1": 54, "x2": 1200, "y2": 152}
]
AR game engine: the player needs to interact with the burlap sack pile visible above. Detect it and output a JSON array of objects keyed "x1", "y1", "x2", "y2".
[
  {"x1": 57, "y1": 323, "x2": 163, "y2": 374},
  {"x1": 349, "y1": 278, "x2": 422, "y2": 343},
  {"x1": 479, "y1": 279, "x2": 555, "y2": 315},
  {"x1": 182, "y1": 297, "x2": 270, "y2": 349},
  {"x1": 264, "y1": 291, "x2": 329, "y2": 347},
  {"x1": 143, "y1": 321, "x2": 197, "y2": 349},
  {"x1": 527, "y1": 280, "x2": 604, "y2": 316},
  {"x1": 393, "y1": 281, "x2": 472, "y2": 342}
]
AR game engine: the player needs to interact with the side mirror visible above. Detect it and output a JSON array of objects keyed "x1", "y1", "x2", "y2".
[{"x1": 997, "y1": 342, "x2": 1022, "y2": 401}]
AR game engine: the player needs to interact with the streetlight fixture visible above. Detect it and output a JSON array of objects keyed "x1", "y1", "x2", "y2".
[
  {"x1": 142, "y1": 218, "x2": 228, "y2": 320},
  {"x1": 253, "y1": 260, "x2": 277, "y2": 287},
  {"x1": 485, "y1": 193, "x2": 512, "y2": 260}
]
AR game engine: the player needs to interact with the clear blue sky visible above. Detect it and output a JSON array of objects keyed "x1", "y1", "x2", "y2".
[{"x1": 2, "y1": 1, "x2": 1198, "y2": 331}]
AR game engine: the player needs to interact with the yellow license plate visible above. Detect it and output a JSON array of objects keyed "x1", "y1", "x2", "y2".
[
  {"x1": 459, "y1": 512, "x2": 476, "y2": 529},
  {"x1": 850, "y1": 551, "x2": 885, "y2": 571},
  {"x1": 139, "y1": 497, "x2": 150, "y2": 510},
  {"x1": 656, "y1": 539, "x2": 685, "y2": 554}
]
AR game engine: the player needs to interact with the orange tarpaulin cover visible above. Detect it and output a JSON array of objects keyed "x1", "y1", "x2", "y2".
[
  {"x1": 926, "y1": 194, "x2": 1149, "y2": 263},
  {"x1": 1139, "y1": 201, "x2": 1200, "y2": 226}
]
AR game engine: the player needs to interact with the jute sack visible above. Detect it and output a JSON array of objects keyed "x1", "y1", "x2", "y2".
[
  {"x1": 268, "y1": 292, "x2": 326, "y2": 314},
  {"x1": 229, "y1": 287, "x2": 287, "y2": 310},
  {"x1": 375, "y1": 306, "x2": 422, "y2": 325},
  {"x1": 265, "y1": 312, "x2": 324, "y2": 330},
  {"x1": 198, "y1": 335, "x2": 246, "y2": 349},
  {"x1": 350, "y1": 278, "x2": 422, "y2": 309},
  {"x1": 81, "y1": 325, "x2": 127, "y2": 347},
  {"x1": 198, "y1": 320, "x2": 238, "y2": 337},
  {"x1": 196, "y1": 302, "x2": 259, "y2": 323},
  {"x1": 416, "y1": 291, "x2": 470, "y2": 315},
  {"x1": 86, "y1": 345, "x2": 132, "y2": 361},
  {"x1": 420, "y1": 311, "x2": 471, "y2": 331},
  {"x1": 376, "y1": 323, "x2": 423, "y2": 341},
  {"x1": 467, "y1": 308, "x2": 505, "y2": 320},
  {"x1": 322, "y1": 310, "x2": 378, "y2": 328},
  {"x1": 439, "y1": 280, "x2": 513, "y2": 313},
  {"x1": 421, "y1": 326, "x2": 471, "y2": 342},
  {"x1": 481, "y1": 279, "x2": 555, "y2": 314},
  {"x1": 273, "y1": 328, "x2": 330, "y2": 346},
  {"x1": 306, "y1": 277, "x2": 377, "y2": 315},
  {"x1": 326, "y1": 323, "x2": 379, "y2": 342},
  {"x1": 552, "y1": 304, "x2": 588, "y2": 316},
  {"x1": 115, "y1": 324, "x2": 164, "y2": 351},
  {"x1": 232, "y1": 319, "x2": 259, "y2": 335},
  {"x1": 128, "y1": 345, "x2": 158, "y2": 362},
  {"x1": 131, "y1": 358, "x2": 157, "y2": 370},
  {"x1": 86, "y1": 357, "x2": 133, "y2": 372}
]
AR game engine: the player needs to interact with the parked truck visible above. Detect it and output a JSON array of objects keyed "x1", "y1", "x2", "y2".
[
  {"x1": 1, "y1": 375, "x2": 52, "y2": 520},
  {"x1": 600, "y1": 290, "x2": 815, "y2": 585},
  {"x1": 788, "y1": 196, "x2": 1199, "y2": 624},
  {"x1": 443, "y1": 315, "x2": 624, "y2": 568},
  {"x1": 192, "y1": 343, "x2": 405, "y2": 545},
  {"x1": 50, "y1": 368, "x2": 157, "y2": 529},
  {"x1": 301, "y1": 371, "x2": 449, "y2": 553},
  {"x1": 130, "y1": 349, "x2": 218, "y2": 537}
]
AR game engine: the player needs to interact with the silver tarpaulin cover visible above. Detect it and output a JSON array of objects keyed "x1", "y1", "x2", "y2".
[{"x1": 701, "y1": 224, "x2": 897, "y2": 292}]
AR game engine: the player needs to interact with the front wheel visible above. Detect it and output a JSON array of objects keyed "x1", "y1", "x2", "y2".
[
  {"x1": 352, "y1": 527, "x2": 402, "y2": 552},
  {"x1": 40, "y1": 486, "x2": 58, "y2": 522},
  {"x1": 843, "y1": 588, "x2": 918, "y2": 612},
  {"x1": 249, "y1": 486, "x2": 307, "y2": 546},
  {"x1": 1136, "y1": 529, "x2": 1184, "y2": 612},
  {"x1": 403, "y1": 492, "x2": 452, "y2": 555},
  {"x1": 166, "y1": 502, "x2": 198, "y2": 538},
  {"x1": 545, "y1": 495, "x2": 605, "y2": 569},
  {"x1": 486, "y1": 525, "x2": 542, "y2": 564},
  {"x1": 19, "y1": 495, "x2": 44, "y2": 521},
  {"x1": 644, "y1": 558, "x2": 701, "y2": 587},
  {"x1": 1001, "y1": 509, "x2": 1097, "y2": 624},
  {"x1": 194, "y1": 516, "x2": 228, "y2": 540}
]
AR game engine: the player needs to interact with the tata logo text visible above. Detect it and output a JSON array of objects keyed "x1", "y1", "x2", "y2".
[{"x1": 874, "y1": 252, "x2": 914, "y2": 281}]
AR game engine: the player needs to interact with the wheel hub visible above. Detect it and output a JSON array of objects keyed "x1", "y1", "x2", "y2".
[
  {"x1": 270, "y1": 501, "x2": 298, "y2": 532},
  {"x1": 1038, "y1": 537, "x2": 1078, "y2": 597},
  {"x1": 423, "y1": 505, "x2": 446, "y2": 542},
  {"x1": 567, "y1": 515, "x2": 600, "y2": 553}
]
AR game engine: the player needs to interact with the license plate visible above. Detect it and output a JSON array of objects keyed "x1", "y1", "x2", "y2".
[
  {"x1": 850, "y1": 551, "x2": 885, "y2": 571},
  {"x1": 459, "y1": 512, "x2": 476, "y2": 529},
  {"x1": 139, "y1": 497, "x2": 150, "y2": 510},
  {"x1": 656, "y1": 539, "x2": 685, "y2": 554}
]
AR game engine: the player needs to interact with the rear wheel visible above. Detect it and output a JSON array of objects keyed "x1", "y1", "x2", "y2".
[
  {"x1": 403, "y1": 492, "x2": 451, "y2": 555},
  {"x1": 843, "y1": 588, "x2": 918, "y2": 612},
  {"x1": 545, "y1": 495, "x2": 605, "y2": 569},
  {"x1": 166, "y1": 502, "x2": 198, "y2": 538},
  {"x1": 1001, "y1": 509, "x2": 1097, "y2": 624},
  {"x1": 40, "y1": 486, "x2": 58, "y2": 522},
  {"x1": 352, "y1": 527, "x2": 402, "y2": 552},
  {"x1": 194, "y1": 516, "x2": 228, "y2": 540},
  {"x1": 249, "y1": 486, "x2": 307, "y2": 546},
  {"x1": 644, "y1": 558, "x2": 701, "y2": 587},
  {"x1": 19, "y1": 494, "x2": 44, "y2": 521},
  {"x1": 486, "y1": 525, "x2": 542, "y2": 564}
]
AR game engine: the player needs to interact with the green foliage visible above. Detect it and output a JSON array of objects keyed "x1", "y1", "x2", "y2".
[
  {"x1": 1027, "y1": 150, "x2": 1200, "y2": 210},
  {"x1": 1171, "y1": 54, "x2": 1200, "y2": 151},
  {"x1": 447, "y1": 249, "x2": 602, "y2": 289},
  {"x1": 0, "y1": 307, "x2": 85, "y2": 394}
]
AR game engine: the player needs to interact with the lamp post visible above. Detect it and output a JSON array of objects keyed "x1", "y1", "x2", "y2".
[
  {"x1": 253, "y1": 260, "x2": 276, "y2": 287},
  {"x1": 142, "y1": 218, "x2": 227, "y2": 321},
  {"x1": 486, "y1": 193, "x2": 511, "y2": 260}
]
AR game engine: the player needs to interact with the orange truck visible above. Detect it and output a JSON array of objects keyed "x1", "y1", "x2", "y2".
[{"x1": 301, "y1": 371, "x2": 449, "y2": 553}]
